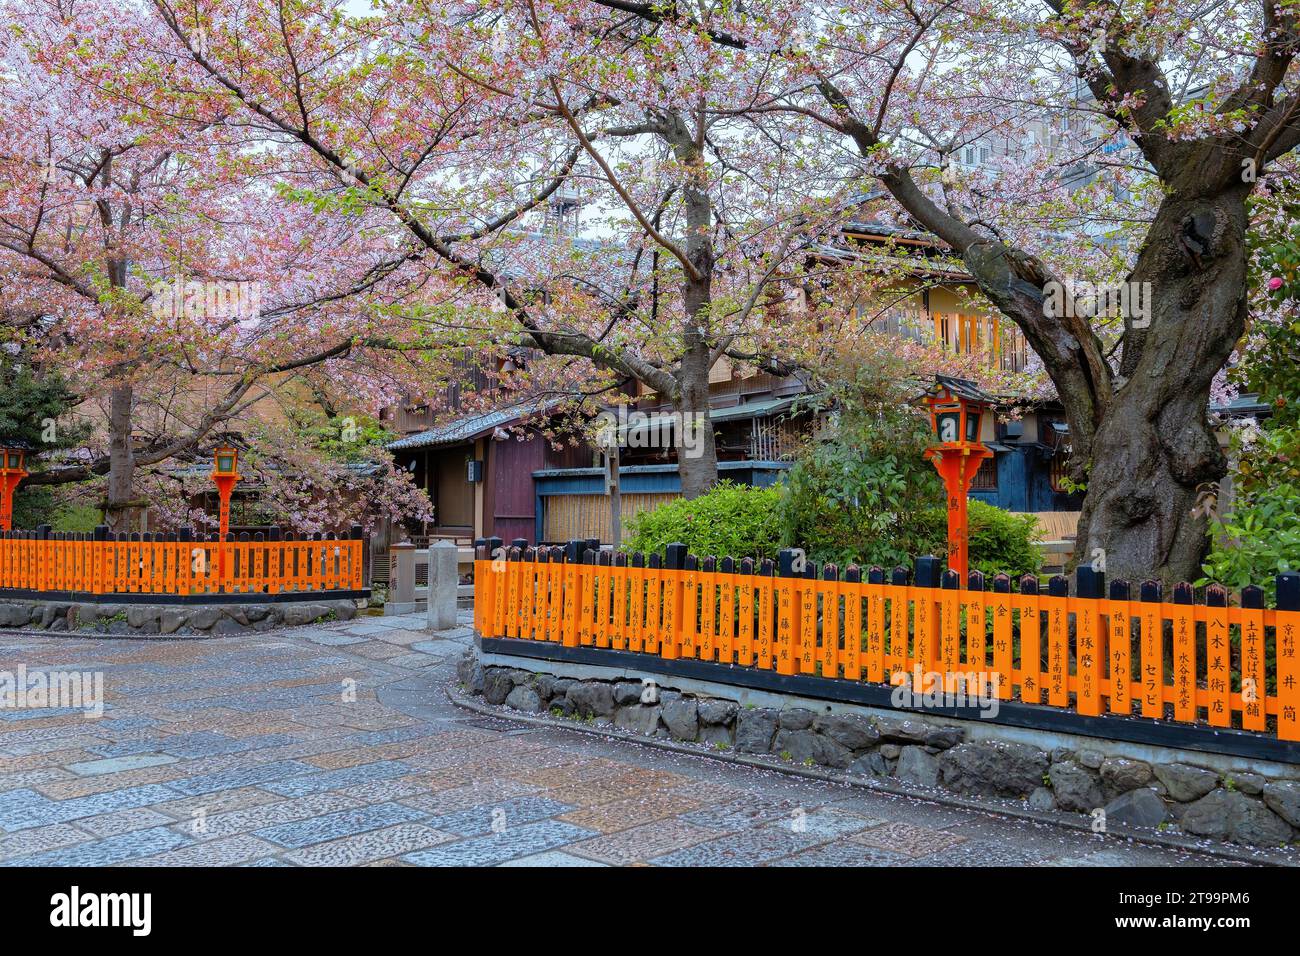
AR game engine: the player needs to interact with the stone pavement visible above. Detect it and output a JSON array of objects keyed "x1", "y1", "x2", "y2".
[{"x1": 0, "y1": 612, "x2": 1247, "y2": 867}]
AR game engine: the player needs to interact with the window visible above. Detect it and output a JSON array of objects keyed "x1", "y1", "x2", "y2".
[
  {"x1": 971, "y1": 456, "x2": 998, "y2": 490},
  {"x1": 1049, "y1": 449, "x2": 1073, "y2": 493}
]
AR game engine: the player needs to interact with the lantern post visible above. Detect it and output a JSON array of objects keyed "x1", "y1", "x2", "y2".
[
  {"x1": 920, "y1": 376, "x2": 995, "y2": 582},
  {"x1": 210, "y1": 445, "x2": 241, "y2": 540},
  {"x1": 0, "y1": 443, "x2": 29, "y2": 532}
]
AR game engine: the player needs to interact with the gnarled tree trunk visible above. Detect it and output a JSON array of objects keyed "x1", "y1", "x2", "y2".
[{"x1": 1076, "y1": 188, "x2": 1250, "y2": 585}]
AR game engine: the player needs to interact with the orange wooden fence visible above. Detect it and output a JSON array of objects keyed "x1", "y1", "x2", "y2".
[
  {"x1": 0, "y1": 527, "x2": 367, "y2": 597},
  {"x1": 475, "y1": 545, "x2": 1300, "y2": 743}
]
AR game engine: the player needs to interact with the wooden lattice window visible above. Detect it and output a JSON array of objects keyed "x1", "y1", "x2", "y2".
[
  {"x1": 971, "y1": 455, "x2": 998, "y2": 490},
  {"x1": 1049, "y1": 449, "x2": 1073, "y2": 493}
]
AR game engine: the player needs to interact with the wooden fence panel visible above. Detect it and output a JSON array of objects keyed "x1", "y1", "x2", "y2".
[
  {"x1": 1045, "y1": 578, "x2": 1069, "y2": 708},
  {"x1": 756, "y1": 562, "x2": 774, "y2": 671},
  {"x1": 737, "y1": 560, "x2": 755, "y2": 666},
  {"x1": 717, "y1": 558, "x2": 735, "y2": 664},
  {"x1": 1139, "y1": 582, "x2": 1164, "y2": 719},
  {"x1": 818, "y1": 567, "x2": 839, "y2": 679},
  {"x1": 1107, "y1": 582, "x2": 1133, "y2": 717}
]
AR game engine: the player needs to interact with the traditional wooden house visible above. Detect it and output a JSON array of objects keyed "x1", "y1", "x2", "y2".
[
  {"x1": 384, "y1": 210, "x2": 1084, "y2": 552},
  {"x1": 385, "y1": 399, "x2": 590, "y2": 547}
]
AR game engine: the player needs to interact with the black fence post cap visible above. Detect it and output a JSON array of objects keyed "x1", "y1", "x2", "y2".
[
  {"x1": 914, "y1": 556, "x2": 941, "y2": 588},
  {"x1": 1277, "y1": 572, "x2": 1300, "y2": 611}
]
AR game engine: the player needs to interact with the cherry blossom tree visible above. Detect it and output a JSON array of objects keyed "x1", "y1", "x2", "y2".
[
  {"x1": 0, "y1": 0, "x2": 449, "y2": 530},
  {"x1": 580, "y1": 0, "x2": 1300, "y2": 584},
  {"x1": 134, "y1": 0, "x2": 919, "y2": 498}
]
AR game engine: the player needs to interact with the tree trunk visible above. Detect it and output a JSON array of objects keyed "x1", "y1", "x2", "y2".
[
  {"x1": 105, "y1": 382, "x2": 137, "y2": 533},
  {"x1": 675, "y1": 339, "x2": 718, "y2": 499},
  {"x1": 1075, "y1": 188, "x2": 1249, "y2": 586},
  {"x1": 671, "y1": 117, "x2": 720, "y2": 500}
]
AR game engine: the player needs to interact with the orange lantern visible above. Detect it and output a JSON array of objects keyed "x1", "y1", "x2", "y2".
[
  {"x1": 920, "y1": 376, "x2": 995, "y2": 582},
  {"x1": 0, "y1": 443, "x2": 29, "y2": 532}
]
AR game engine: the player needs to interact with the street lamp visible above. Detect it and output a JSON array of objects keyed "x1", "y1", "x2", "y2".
[
  {"x1": 210, "y1": 445, "x2": 240, "y2": 540},
  {"x1": 0, "y1": 443, "x2": 29, "y2": 532},
  {"x1": 920, "y1": 376, "x2": 995, "y2": 581}
]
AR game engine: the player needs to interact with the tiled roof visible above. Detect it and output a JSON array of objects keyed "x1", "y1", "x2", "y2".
[{"x1": 386, "y1": 399, "x2": 560, "y2": 451}]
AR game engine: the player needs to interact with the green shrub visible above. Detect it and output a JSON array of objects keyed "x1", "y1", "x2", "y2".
[
  {"x1": 1202, "y1": 234, "x2": 1300, "y2": 604},
  {"x1": 965, "y1": 499, "x2": 1044, "y2": 580},
  {"x1": 775, "y1": 385, "x2": 946, "y2": 570},
  {"x1": 621, "y1": 480, "x2": 783, "y2": 560},
  {"x1": 1199, "y1": 481, "x2": 1300, "y2": 606}
]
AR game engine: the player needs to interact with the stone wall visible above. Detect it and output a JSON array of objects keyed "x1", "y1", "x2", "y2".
[
  {"x1": 0, "y1": 598, "x2": 357, "y2": 636},
  {"x1": 458, "y1": 656, "x2": 1300, "y2": 849}
]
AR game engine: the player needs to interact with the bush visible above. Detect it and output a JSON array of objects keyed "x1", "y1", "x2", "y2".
[
  {"x1": 1200, "y1": 481, "x2": 1300, "y2": 605},
  {"x1": 965, "y1": 499, "x2": 1044, "y2": 580},
  {"x1": 775, "y1": 375, "x2": 946, "y2": 570},
  {"x1": 621, "y1": 480, "x2": 783, "y2": 560}
]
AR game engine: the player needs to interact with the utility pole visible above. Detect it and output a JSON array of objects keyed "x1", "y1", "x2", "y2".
[{"x1": 606, "y1": 442, "x2": 621, "y2": 547}]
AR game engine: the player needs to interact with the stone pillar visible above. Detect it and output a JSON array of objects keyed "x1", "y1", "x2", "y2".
[
  {"x1": 388, "y1": 542, "x2": 416, "y2": 615},
  {"x1": 427, "y1": 539, "x2": 459, "y2": 630}
]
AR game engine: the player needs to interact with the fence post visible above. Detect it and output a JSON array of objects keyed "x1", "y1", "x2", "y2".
[
  {"x1": 611, "y1": 551, "x2": 628, "y2": 651},
  {"x1": 1170, "y1": 582, "x2": 1197, "y2": 722},
  {"x1": 699, "y1": 556, "x2": 716, "y2": 662},
  {"x1": 389, "y1": 542, "x2": 416, "y2": 616},
  {"x1": 800, "y1": 559, "x2": 819, "y2": 675},
  {"x1": 757, "y1": 557, "x2": 776, "y2": 670},
  {"x1": 965, "y1": 570, "x2": 987, "y2": 676},
  {"x1": 426, "y1": 539, "x2": 459, "y2": 631},
  {"x1": 595, "y1": 550, "x2": 612, "y2": 649},
  {"x1": 717, "y1": 556, "x2": 735, "y2": 663},
  {"x1": 992, "y1": 574, "x2": 1012, "y2": 700},
  {"x1": 1046, "y1": 575, "x2": 1070, "y2": 707},
  {"x1": 1108, "y1": 580, "x2": 1132, "y2": 716},
  {"x1": 888, "y1": 565, "x2": 911, "y2": 681},
  {"x1": 1204, "y1": 583, "x2": 1230, "y2": 727},
  {"x1": 548, "y1": 546, "x2": 566, "y2": 644},
  {"x1": 1276, "y1": 572, "x2": 1300, "y2": 741},
  {"x1": 819, "y1": 563, "x2": 839, "y2": 678},
  {"x1": 776, "y1": 548, "x2": 799, "y2": 675},
  {"x1": 1075, "y1": 564, "x2": 1104, "y2": 716},
  {"x1": 860, "y1": 565, "x2": 882, "y2": 682},
  {"x1": 680, "y1": 553, "x2": 698, "y2": 659},
  {"x1": 627, "y1": 551, "x2": 645, "y2": 652},
  {"x1": 846, "y1": 565, "x2": 867, "y2": 681},
  {"x1": 939, "y1": 568, "x2": 961, "y2": 686},
  {"x1": 1137, "y1": 580, "x2": 1164, "y2": 718},
  {"x1": 93, "y1": 524, "x2": 110, "y2": 595},
  {"x1": 737, "y1": 557, "x2": 754, "y2": 666},
  {"x1": 913, "y1": 556, "x2": 941, "y2": 673},
  {"x1": 660, "y1": 543, "x2": 685, "y2": 659},
  {"x1": 1240, "y1": 584, "x2": 1266, "y2": 730}
]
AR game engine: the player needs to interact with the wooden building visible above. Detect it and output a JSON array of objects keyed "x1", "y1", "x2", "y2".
[{"x1": 386, "y1": 400, "x2": 590, "y2": 546}]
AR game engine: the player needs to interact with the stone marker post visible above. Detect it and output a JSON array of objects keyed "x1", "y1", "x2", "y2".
[
  {"x1": 427, "y1": 539, "x2": 459, "y2": 630},
  {"x1": 388, "y1": 542, "x2": 416, "y2": 615}
]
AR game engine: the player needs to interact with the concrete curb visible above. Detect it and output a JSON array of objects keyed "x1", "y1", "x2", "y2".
[
  {"x1": 0, "y1": 620, "x2": 348, "y2": 641},
  {"x1": 448, "y1": 686, "x2": 1297, "y2": 868}
]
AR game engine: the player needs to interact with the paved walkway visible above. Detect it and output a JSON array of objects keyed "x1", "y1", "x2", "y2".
[{"x1": 0, "y1": 613, "x2": 1245, "y2": 866}]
